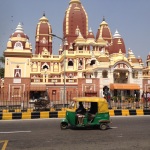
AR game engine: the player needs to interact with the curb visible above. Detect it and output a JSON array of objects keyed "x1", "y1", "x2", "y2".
[
  {"x1": 0, "y1": 109, "x2": 150, "y2": 120},
  {"x1": 109, "y1": 109, "x2": 150, "y2": 116}
]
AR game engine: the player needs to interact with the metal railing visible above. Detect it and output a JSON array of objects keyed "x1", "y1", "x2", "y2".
[{"x1": 0, "y1": 91, "x2": 149, "y2": 112}]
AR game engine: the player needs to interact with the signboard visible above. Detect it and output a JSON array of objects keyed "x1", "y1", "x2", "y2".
[
  {"x1": 13, "y1": 78, "x2": 21, "y2": 83},
  {"x1": 86, "y1": 79, "x2": 92, "y2": 83}
]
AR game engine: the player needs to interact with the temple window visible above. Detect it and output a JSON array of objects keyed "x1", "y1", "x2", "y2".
[
  {"x1": 14, "y1": 41, "x2": 23, "y2": 50},
  {"x1": 79, "y1": 59, "x2": 83, "y2": 65},
  {"x1": 132, "y1": 71, "x2": 138, "y2": 79},
  {"x1": 43, "y1": 65, "x2": 48, "y2": 70},
  {"x1": 90, "y1": 60, "x2": 95, "y2": 65},
  {"x1": 102, "y1": 70, "x2": 108, "y2": 78},
  {"x1": 42, "y1": 63, "x2": 49, "y2": 71},
  {"x1": 78, "y1": 59, "x2": 83, "y2": 70},
  {"x1": 79, "y1": 46, "x2": 83, "y2": 50},
  {"x1": 68, "y1": 59, "x2": 73, "y2": 66}
]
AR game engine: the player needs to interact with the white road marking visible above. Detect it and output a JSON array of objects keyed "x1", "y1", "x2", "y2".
[
  {"x1": 0, "y1": 118, "x2": 61, "y2": 122},
  {"x1": 111, "y1": 115, "x2": 150, "y2": 118},
  {"x1": 118, "y1": 135, "x2": 123, "y2": 137},
  {"x1": 0, "y1": 131, "x2": 31, "y2": 134},
  {"x1": 110, "y1": 127, "x2": 118, "y2": 129}
]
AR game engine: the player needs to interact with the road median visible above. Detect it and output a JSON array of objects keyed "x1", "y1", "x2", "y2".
[{"x1": 0, "y1": 109, "x2": 150, "y2": 120}]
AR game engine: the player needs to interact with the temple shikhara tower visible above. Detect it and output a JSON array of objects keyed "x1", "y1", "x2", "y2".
[{"x1": 2, "y1": 0, "x2": 150, "y2": 103}]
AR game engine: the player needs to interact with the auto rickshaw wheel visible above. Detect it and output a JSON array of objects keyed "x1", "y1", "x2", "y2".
[
  {"x1": 60, "y1": 122, "x2": 68, "y2": 130},
  {"x1": 100, "y1": 123, "x2": 107, "y2": 130}
]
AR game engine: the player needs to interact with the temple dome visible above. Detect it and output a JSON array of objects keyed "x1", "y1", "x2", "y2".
[
  {"x1": 63, "y1": 0, "x2": 88, "y2": 47},
  {"x1": 109, "y1": 30, "x2": 126, "y2": 54},
  {"x1": 35, "y1": 13, "x2": 52, "y2": 54},
  {"x1": 96, "y1": 17, "x2": 112, "y2": 44}
]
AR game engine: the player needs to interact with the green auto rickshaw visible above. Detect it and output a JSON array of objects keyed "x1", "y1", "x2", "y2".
[{"x1": 60, "y1": 97, "x2": 110, "y2": 130}]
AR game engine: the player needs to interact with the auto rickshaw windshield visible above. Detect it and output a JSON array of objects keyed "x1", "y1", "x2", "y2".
[{"x1": 68, "y1": 101, "x2": 76, "y2": 109}]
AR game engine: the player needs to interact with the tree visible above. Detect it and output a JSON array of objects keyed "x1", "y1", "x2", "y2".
[
  {"x1": 0, "y1": 67, "x2": 4, "y2": 78},
  {"x1": 0, "y1": 56, "x2": 5, "y2": 63},
  {"x1": 0, "y1": 56, "x2": 5, "y2": 78}
]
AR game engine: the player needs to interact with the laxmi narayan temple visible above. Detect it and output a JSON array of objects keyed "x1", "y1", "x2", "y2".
[{"x1": 2, "y1": 0, "x2": 150, "y2": 103}]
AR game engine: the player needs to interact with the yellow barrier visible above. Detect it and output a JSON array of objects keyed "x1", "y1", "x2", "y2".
[
  {"x1": 2, "y1": 113, "x2": 12, "y2": 120},
  {"x1": 22, "y1": 112, "x2": 31, "y2": 119},
  {"x1": 0, "y1": 109, "x2": 149, "y2": 120},
  {"x1": 109, "y1": 110, "x2": 115, "y2": 116},
  {"x1": 58, "y1": 111, "x2": 66, "y2": 118},
  {"x1": 40, "y1": 112, "x2": 49, "y2": 118},
  {"x1": 122, "y1": 109, "x2": 130, "y2": 116},
  {"x1": 136, "y1": 109, "x2": 144, "y2": 115}
]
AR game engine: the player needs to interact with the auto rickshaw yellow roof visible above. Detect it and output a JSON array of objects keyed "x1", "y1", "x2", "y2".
[
  {"x1": 72, "y1": 97, "x2": 106, "y2": 102},
  {"x1": 72, "y1": 97, "x2": 109, "y2": 113}
]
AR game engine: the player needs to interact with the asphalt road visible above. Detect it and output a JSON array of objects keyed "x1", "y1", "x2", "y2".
[{"x1": 0, "y1": 116, "x2": 150, "y2": 150}]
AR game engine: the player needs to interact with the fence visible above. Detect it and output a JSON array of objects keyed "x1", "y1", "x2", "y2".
[{"x1": 0, "y1": 91, "x2": 150, "y2": 112}]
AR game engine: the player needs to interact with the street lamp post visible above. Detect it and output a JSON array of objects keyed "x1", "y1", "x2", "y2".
[{"x1": 49, "y1": 33, "x2": 67, "y2": 107}]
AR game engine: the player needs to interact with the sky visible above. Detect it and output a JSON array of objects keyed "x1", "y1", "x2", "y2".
[{"x1": 0, "y1": 0, "x2": 150, "y2": 64}]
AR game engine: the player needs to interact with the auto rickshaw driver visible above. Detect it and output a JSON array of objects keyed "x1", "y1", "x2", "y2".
[{"x1": 76, "y1": 102, "x2": 86, "y2": 125}]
